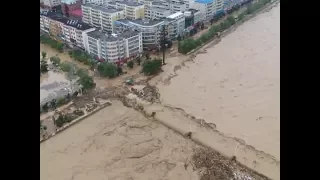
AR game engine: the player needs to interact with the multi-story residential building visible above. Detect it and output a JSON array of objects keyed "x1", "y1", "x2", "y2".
[
  {"x1": 61, "y1": 0, "x2": 82, "y2": 17},
  {"x1": 223, "y1": 0, "x2": 244, "y2": 11},
  {"x1": 40, "y1": 11, "x2": 57, "y2": 34},
  {"x1": 85, "y1": 0, "x2": 104, "y2": 5},
  {"x1": 145, "y1": 7, "x2": 171, "y2": 20},
  {"x1": 85, "y1": 29, "x2": 142, "y2": 62},
  {"x1": 115, "y1": 19, "x2": 165, "y2": 50},
  {"x1": 192, "y1": 0, "x2": 213, "y2": 20},
  {"x1": 82, "y1": 4, "x2": 125, "y2": 33},
  {"x1": 40, "y1": 11, "x2": 96, "y2": 49},
  {"x1": 166, "y1": 12, "x2": 185, "y2": 39},
  {"x1": 113, "y1": 1, "x2": 145, "y2": 19},
  {"x1": 213, "y1": 0, "x2": 224, "y2": 15},
  {"x1": 184, "y1": 8, "x2": 202, "y2": 28},
  {"x1": 183, "y1": 0, "x2": 195, "y2": 9},
  {"x1": 43, "y1": 0, "x2": 62, "y2": 8},
  {"x1": 144, "y1": 0, "x2": 186, "y2": 20}
]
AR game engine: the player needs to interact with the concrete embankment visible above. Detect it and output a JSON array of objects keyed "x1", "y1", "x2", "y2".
[{"x1": 142, "y1": 104, "x2": 280, "y2": 180}]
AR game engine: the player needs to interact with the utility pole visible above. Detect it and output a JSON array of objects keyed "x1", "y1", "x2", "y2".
[{"x1": 161, "y1": 24, "x2": 167, "y2": 65}]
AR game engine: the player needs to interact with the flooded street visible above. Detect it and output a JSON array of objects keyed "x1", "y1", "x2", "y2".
[{"x1": 158, "y1": 5, "x2": 280, "y2": 160}]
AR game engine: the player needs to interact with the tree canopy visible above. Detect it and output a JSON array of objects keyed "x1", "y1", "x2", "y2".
[{"x1": 97, "y1": 62, "x2": 118, "y2": 78}]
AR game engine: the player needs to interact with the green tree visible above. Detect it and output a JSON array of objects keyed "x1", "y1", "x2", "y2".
[
  {"x1": 177, "y1": 34, "x2": 182, "y2": 41},
  {"x1": 238, "y1": 13, "x2": 245, "y2": 21},
  {"x1": 127, "y1": 61, "x2": 134, "y2": 68},
  {"x1": 145, "y1": 52, "x2": 150, "y2": 60},
  {"x1": 227, "y1": 16, "x2": 236, "y2": 25},
  {"x1": 50, "y1": 56, "x2": 61, "y2": 66},
  {"x1": 41, "y1": 51, "x2": 47, "y2": 59},
  {"x1": 77, "y1": 73, "x2": 95, "y2": 89},
  {"x1": 137, "y1": 58, "x2": 141, "y2": 65},
  {"x1": 97, "y1": 62, "x2": 118, "y2": 78},
  {"x1": 201, "y1": 23, "x2": 205, "y2": 30},
  {"x1": 142, "y1": 58, "x2": 162, "y2": 75},
  {"x1": 60, "y1": 62, "x2": 73, "y2": 72},
  {"x1": 179, "y1": 38, "x2": 197, "y2": 54},
  {"x1": 40, "y1": 59, "x2": 48, "y2": 73}
]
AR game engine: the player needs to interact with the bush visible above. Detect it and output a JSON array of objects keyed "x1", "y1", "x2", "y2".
[
  {"x1": 127, "y1": 61, "x2": 134, "y2": 68},
  {"x1": 40, "y1": 59, "x2": 48, "y2": 73},
  {"x1": 179, "y1": 38, "x2": 197, "y2": 54},
  {"x1": 69, "y1": 50, "x2": 91, "y2": 64},
  {"x1": 77, "y1": 73, "x2": 95, "y2": 90},
  {"x1": 40, "y1": 35, "x2": 64, "y2": 52},
  {"x1": 142, "y1": 58, "x2": 162, "y2": 75},
  {"x1": 50, "y1": 56, "x2": 61, "y2": 66},
  {"x1": 227, "y1": 16, "x2": 236, "y2": 25},
  {"x1": 97, "y1": 62, "x2": 118, "y2": 78},
  {"x1": 60, "y1": 62, "x2": 73, "y2": 72}
]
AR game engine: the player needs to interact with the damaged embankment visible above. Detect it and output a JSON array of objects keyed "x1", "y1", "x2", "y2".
[{"x1": 114, "y1": 82, "x2": 278, "y2": 180}]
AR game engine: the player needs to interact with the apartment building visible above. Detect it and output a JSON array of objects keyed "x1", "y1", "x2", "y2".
[
  {"x1": 145, "y1": 7, "x2": 171, "y2": 20},
  {"x1": 213, "y1": 0, "x2": 224, "y2": 15},
  {"x1": 82, "y1": 4, "x2": 125, "y2": 33},
  {"x1": 183, "y1": 0, "x2": 195, "y2": 9},
  {"x1": 61, "y1": 0, "x2": 82, "y2": 17},
  {"x1": 192, "y1": 0, "x2": 213, "y2": 20},
  {"x1": 148, "y1": 0, "x2": 186, "y2": 15},
  {"x1": 184, "y1": 8, "x2": 202, "y2": 27},
  {"x1": 43, "y1": 0, "x2": 62, "y2": 8},
  {"x1": 223, "y1": 0, "x2": 243, "y2": 10},
  {"x1": 85, "y1": 30, "x2": 142, "y2": 62},
  {"x1": 115, "y1": 19, "x2": 164, "y2": 50},
  {"x1": 40, "y1": 11, "x2": 95, "y2": 49},
  {"x1": 111, "y1": 1, "x2": 145, "y2": 19},
  {"x1": 166, "y1": 12, "x2": 185, "y2": 39}
]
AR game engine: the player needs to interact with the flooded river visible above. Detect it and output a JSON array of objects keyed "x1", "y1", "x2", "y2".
[{"x1": 158, "y1": 5, "x2": 280, "y2": 160}]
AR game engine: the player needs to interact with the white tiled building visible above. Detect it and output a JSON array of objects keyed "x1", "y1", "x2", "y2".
[
  {"x1": 145, "y1": 7, "x2": 171, "y2": 20},
  {"x1": 43, "y1": 0, "x2": 62, "y2": 8},
  {"x1": 191, "y1": 0, "x2": 225, "y2": 20},
  {"x1": 82, "y1": 4, "x2": 125, "y2": 33},
  {"x1": 85, "y1": 30, "x2": 142, "y2": 62},
  {"x1": 166, "y1": 12, "x2": 185, "y2": 39},
  {"x1": 40, "y1": 11, "x2": 96, "y2": 49},
  {"x1": 192, "y1": 0, "x2": 213, "y2": 20},
  {"x1": 115, "y1": 19, "x2": 165, "y2": 50}
]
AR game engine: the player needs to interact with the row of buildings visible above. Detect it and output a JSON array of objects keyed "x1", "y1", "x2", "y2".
[
  {"x1": 40, "y1": 11, "x2": 143, "y2": 62},
  {"x1": 40, "y1": 0, "x2": 248, "y2": 62}
]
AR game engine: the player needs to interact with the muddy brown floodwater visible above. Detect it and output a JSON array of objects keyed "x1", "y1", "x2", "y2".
[
  {"x1": 158, "y1": 5, "x2": 280, "y2": 160},
  {"x1": 40, "y1": 101, "x2": 200, "y2": 180}
]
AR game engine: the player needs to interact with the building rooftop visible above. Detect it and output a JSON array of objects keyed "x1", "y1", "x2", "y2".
[
  {"x1": 70, "y1": 9, "x2": 82, "y2": 17},
  {"x1": 83, "y1": 4, "x2": 122, "y2": 13},
  {"x1": 167, "y1": 12, "x2": 183, "y2": 19},
  {"x1": 40, "y1": 11, "x2": 59, "y2": 17},
  {"x1": 195, "y1": 0, "x2": 213, "y2": 4},
  {"x1": 61, "y1": 0, "x2": 77, "y2": 5},
  {"x1": 128, "y1": 19, "x2": 164, "y2": 27},
  {"x1": 188, "y1": 9, "x2": 200, "y2": 13},
  {"x1": 164, "y1": 0, "x2": 184, "y2": 5},
  {"x1": 150, "y1": 7, "x2": 170, "y2": 13},
  {"x1": 87, "y1": 29, "x2": 139, "y2": 41},
  {"x1": 116, "y1": 1, "x2": 143, "y2": 7},
  {"x1": 45, "y1": 14, "x2": 93, "y2": 31}
]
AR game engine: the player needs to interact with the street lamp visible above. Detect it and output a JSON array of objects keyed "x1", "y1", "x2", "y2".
[{"x1": 159, "y1": 20, "x2": 169, "y2": 65}]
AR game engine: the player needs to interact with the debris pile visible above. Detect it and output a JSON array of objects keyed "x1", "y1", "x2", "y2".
[{"x1": 192, "y1": 148, "x2": 268, "y2": 180}]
